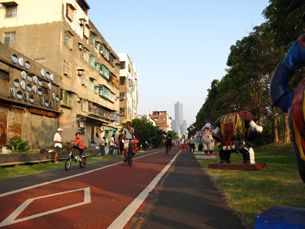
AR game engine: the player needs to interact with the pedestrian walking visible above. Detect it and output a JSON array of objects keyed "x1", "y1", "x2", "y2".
[
  {"x1": 99, "y1": 137, "x2": 106, "y2": 155},
  {"x1": 180, "y1": 135, "x2": 186, "y2": 154},
  {"x1": 109, "y1": 134, "x2": 115, "y2": 155},
  {"x1": 53, "y1": 128, "x2": 63, "y2": 163}
]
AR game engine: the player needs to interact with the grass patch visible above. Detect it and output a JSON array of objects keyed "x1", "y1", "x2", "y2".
[
  {"x1": 0, "y1": 148, "x2": 158, "y2": 181},
  {"x1": 0, "y1": 154, "x2": 122, "y2": 180},
  {"x1": 198, "y1": 142, "x2": 305, "y2": 227}
]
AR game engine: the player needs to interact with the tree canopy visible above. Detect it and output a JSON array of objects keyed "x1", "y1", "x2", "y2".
[{"x1": 189, "y1": 1, "x2": 305, "y2": 144}]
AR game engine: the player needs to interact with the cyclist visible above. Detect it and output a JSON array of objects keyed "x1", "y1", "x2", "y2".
[
  {"x1": 72, "y1": 132, "x2": 85, "y2": 166},
  {"x1": 121, "y1": 121, "x2": 135, "y2": 162},
  {"x1": 165, "y1": 133, "x2": 172, "y2": 154}
]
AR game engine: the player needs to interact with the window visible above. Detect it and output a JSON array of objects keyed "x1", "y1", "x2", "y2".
[
  {"x1": 128, "y1": 78, "x2": 132, "y2": 87},
  {"x1": 100, "y1": 64, "x2": 109, "y2": 80},
  {"x1": 120, "y1": 93, "x2": 126, "y2": 100},
  {"x1": 89, "y1": 54, "x2": 95, "y2": 68},
  {"x1": 89, "y1": 78, "x2": 94, "y2": 91},
  {"x1": 120, "y1": 61, "x2": 126, "y2": 69},
  {"x1": 66, "y1": 3, "x2": 75, "y2": 22},
  {"x1": 95, "y1": 62, "x2": 99, "y2": 71},
  {"x1": 6, "y1": 6, "x2": 17, "y2": 18},
  {"x1": 4, "y1": 32, "x2": 16, "y2": 46},
  {"x1": 99, "y1": 85, "x2": 110, "y2": 100},
  {"x1": 94, "y1": 86, "x2": 99, "y2": 94},
  {"x1": 63, "y1": 60, "x2": 72, "y2": 77},
  {"x1": 99, "y1": 44, "x2": 109, "y2": 60},
  {"x1": 82, "y1": 49, "x2": 88, "y2": 62},
  {"x1": 90, "y1": 32, "x2": 95, "y2": 45},
  {"x1": 120, "y1": 76, "x2": 126, "y2": 85},
  {"x1": 83, "y1": 24, "x2": 90, "y2": 38},
  {"x1": 34, "y1": 58, "x2": 46, "y2": 66},
  {"x1": 64, "y1": 31, "x2": 73, "y2": 50},
  {"x1": 60, "y1": 90, "x2": 74, "y2": 107},
  {"x1": 95, "y1": 41, "x2": 99, "y2": 49},
  {"x1": 120, "y1": 108, "x2": 126, "y2": 116},
  {"x1": 109, "y1": 92, "x2": 115, "y2": 103},
  {"x1": 109, "y1": 53, "x2": 115, "y2": 65},
  {"x1": 81, "y1": 99, "x2": 88, "y2": 112},
  {"x1": 128, "y1": 64, "x2": 131, "y2": 73}
]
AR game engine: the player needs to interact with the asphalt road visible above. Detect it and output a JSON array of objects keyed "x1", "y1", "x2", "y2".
[{"x1": 0, "y1": 148, "x2": 248, "y2": 229}]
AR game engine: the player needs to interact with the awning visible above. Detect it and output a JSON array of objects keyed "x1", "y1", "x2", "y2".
[
  {"x1": 105, "y1": 125, "x2": 119, "y2": 131},
  {"x1": 0, "y1": 1, "x2": 18, "y2": 6},
  {"x1": 76, "y1": 114, "x2": 110, "y2": 125}
]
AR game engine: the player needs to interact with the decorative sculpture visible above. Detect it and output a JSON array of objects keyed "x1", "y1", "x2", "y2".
[
  {"x1": 195, "y1": 120, "x2": 215, "y2": 156},
  {"x1": 270, "y1": 13, "x2": 305, "y2": 183},
  {"x1": 212, "y1": 104, "x2": 263, "y2": 164}
]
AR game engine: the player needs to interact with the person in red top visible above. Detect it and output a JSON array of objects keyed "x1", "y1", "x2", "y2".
[{"x1": 72, "y1": 132, "x2": 85, "y2": 166}]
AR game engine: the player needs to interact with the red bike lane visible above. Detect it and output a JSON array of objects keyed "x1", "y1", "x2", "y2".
[{"x1": 0, "y1": 149, "x2": 180, "y2": 229}]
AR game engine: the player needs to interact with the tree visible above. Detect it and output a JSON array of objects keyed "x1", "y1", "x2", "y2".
[
  {"x1": 131, "y1": 117, "x2": 165, "y2": 148},
  {"x1": 167, "y1": 130, "x2": 179, "y2": 141}
]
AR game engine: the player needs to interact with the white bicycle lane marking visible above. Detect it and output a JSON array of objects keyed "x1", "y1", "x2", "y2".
[
  {"x1": 0, "y1": 188, "x2": 91, "y2": 227},
  {"x1": 108, "y1": 151, "x2": 180, "y2": 229},
  {"x1": 0, "y1": 150, "x2": 161, "y2": 198},
  {"x1": 0, "y1": 150, "x2": 180, "y2": 228}
]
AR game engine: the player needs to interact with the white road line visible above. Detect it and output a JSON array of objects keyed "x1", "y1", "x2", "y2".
[
  {"x1": 0, "y1": 150, "x2": 162, "y2": 198},
  {"x1": 0, "y1": 188, "x2": 91, "y2": 227},
  {"x1": 107, "y1": 151, "x2": 180, "y2": 229}
]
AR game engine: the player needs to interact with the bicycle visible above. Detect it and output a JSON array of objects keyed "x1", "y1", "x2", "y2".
[
  {"x1": 166, "y1": 145, "x2": 170, "y2": 155},
  {"x1": 126, "y1": 141, "x2": 133, "y2": 167},
  {"x1": 65, "y1": 142, "x2": 86, "y2": 171}
]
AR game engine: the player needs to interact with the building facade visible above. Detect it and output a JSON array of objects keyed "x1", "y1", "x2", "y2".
[
  {"x1": 173, "y1": 101, "x2": 186, "y2": 136},
  {"x1": 150, "y1": 111, "x2": 172, "y2": 133},
  {"x1": 118, "y1": 53, "x2": 138, "y2": 125},
  {"x1": 138, "y1": 110, "x2": 156, "y2": 126},
  {"x1": 0, "y1": 42, "x2": 61, "y2": 151},
  {"x1": 0, "y1": 0, "x2": 121, "y2": 146}
]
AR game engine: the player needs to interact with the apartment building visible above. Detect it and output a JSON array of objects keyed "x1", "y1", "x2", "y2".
[
  {"x1": 150, "y1": 111, "x2": 172, "y2": 133},
  {"x1": 138, "y1": 110, "x2": 156, "y2": 126},
  {"x1": 0, "y1": 0, "x2": 121, "y2": 146},
  {"x1": 118, "y1": 53, "x2": 138, "y2": 125}
]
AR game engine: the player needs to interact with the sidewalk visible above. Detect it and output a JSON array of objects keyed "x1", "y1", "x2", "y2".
[{"x1": 133, "y1": 149, "x2": 249, "y2": 229}]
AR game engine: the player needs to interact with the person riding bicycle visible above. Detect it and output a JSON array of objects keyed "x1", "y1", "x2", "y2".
[
  {"x1": 165, "y1": 133, "x2": 172, "y2": 154},
  {"x1": 121, "y1": 121, "x2": 135, "y2": 162},
  {"x1": 72, "y1": 132, "x2": 85, "y2": 166}
]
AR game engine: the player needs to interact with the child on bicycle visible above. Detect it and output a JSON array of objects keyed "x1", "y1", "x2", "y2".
[
  {"x1": 121, "y1": 121, "x2": 135, "y2": 162},
  {"x1": 72, "y1": 132, "x2": 85, "y2": 166}
]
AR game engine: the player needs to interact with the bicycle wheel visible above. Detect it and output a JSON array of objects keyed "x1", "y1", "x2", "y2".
[
  {"x1": 128, "y1": 154, "x2": 132, "y2": 167},
  {"x1": 80, "y1": 157, "x2": 86, "y2": 168},
  {"x1": 166, "y1": 147, "x2": 169, "y2": 155},
  {"x1": 65, "y1": 158, "x2": 71, "y2": 171}
]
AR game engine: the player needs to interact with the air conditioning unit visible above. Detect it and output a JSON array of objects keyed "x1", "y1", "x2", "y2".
[
  {"x1": 99, "y1": 50, "x2": 104, "y2": 55},
  {"x1": 79, "y1": 121, "x2": 86, "y2": 128},
  {"x1": 78, "y1": 44, "x2": 83, "y2": 50},
  {"x1": 77, "y1": 70, "x2": 83, "y2": 76}
]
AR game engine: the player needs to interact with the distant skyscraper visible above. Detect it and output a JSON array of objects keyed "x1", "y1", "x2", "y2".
[{"x1": 173, "y1": 101, "x2": 186, "y2": 136}]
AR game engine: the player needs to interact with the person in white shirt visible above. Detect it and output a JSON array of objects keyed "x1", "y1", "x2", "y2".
[
  {"x1": 54, "y1": 128, "x2": 63, "y2": 163},
  {"x1": 121, "y1": 121, "x2": 135, "y2": 162},
  {"x1": 109, "y1": 134, "x2": 115, "y2": 155}
]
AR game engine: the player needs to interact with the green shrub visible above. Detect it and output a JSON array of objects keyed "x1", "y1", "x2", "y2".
[{"x1": 5, "y1": 138, "x2": 30, "y2": 153}]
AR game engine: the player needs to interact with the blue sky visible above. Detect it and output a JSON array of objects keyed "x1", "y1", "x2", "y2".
[{"x1": 88, "y1": 0, "x2": 270, "y2": 127}]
